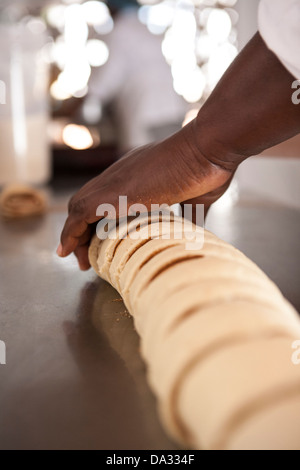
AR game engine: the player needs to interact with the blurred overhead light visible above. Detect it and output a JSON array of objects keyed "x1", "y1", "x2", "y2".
[
  {"x1": 46, "y1": 5, "x2": 66, "y2": 31},
  {"x1": 139, "y1": 2, "x2": 174, "y2": 35},
  {"x1": 45, "y1": 1, "x2": 113, "y2": 103},
  {"x1": 64, "y1": 4, "x2": 89, "y2": 46},
  {"x1": 72, "y1": 86, "x2": 89, "y2": 99},
  {"x1": 52, "y1": 36, "x2": 67, "y2": 69},
  {"x1": 62, "y1": 124, "x2": 94, "y2": 150},
  {"x1": 175, "y1": 66, "x2": 206, "y2": 103},
  {"x1": 182, "y1": 108, "x2": 199, "y2": 127},
  {"x1": 81, "y1": 1, "x2": 111, "y2": 26},
  {"x1": 58, "y1": 59, "x2": 91, "y2": 96},
  {"x1": 218, "y1": 0, "x2": 237, "y2": 6},
  {"x1": 206, "y1": 8, "x2": 232, "y2": 42},
  {"x1": 93, "y1": 16, "x2": 114, "y2": 35},
  {"x1": 86, "y1": 39, "x2": 109, "y2": 67},
  {"x1": 195, "y1": 34, "x2": 217, "y2": 62},
  {"x1": 138, "y1": 0, "x2": 238, "y2": 103},
  {"x1": 207, "y1": 42, "x2": 237, "y2": 87},
  {"x1": 50, "y1": 80, "x2": 72, "y2": 101}
]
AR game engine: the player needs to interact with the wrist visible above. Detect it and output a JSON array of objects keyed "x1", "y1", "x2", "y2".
[
  {"x1": 192, "y1": 33, "x2": 300, "y2": 166},
  {"x1": 156, "y1": 120, "x2": 235, "y2": 204},
  {"x1": 190, "y1": 116, "x2": 243, "y2": 172}
]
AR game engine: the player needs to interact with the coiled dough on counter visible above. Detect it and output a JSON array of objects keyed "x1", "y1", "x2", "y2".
[
  {"x1": 0, "y1": 183, "x2": 47, "y2": 218},
  {"x1": 89, "y1": 214, "x2": 300, "y2": 450}
]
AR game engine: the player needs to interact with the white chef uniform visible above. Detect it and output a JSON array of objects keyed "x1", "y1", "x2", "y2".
[{"x1": 259, "y1": 0, "x2": 300, "y2": 79}]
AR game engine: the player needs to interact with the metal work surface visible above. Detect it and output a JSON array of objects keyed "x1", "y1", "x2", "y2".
[{"x1": 0, "y1": 187, "x2": 299, "y2": 450}]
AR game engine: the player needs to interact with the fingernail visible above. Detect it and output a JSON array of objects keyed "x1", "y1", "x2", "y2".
[
  {"x1": 79, "y1": 263, "x2": 90, "y2": 272},
  {"x1": 56, "y1": 243, "x2": 63, "y2": 257}
]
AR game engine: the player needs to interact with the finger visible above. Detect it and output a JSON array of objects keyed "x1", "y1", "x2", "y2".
[
  {"x1": 74, "y1": 223, "x2": 97, "y2": 270},
  {"x1": 59, "y1": 215, "x2": 90, "y2": 257},
  {"x1": 74, "y1": 247, "x2": 91, "y2": 271},
  {"x1": 74, "y1": 244, "x2": 91, "y2": 271}
]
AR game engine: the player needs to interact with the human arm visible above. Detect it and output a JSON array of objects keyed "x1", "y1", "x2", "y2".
[{"x1": 58, "y1": 32, "x2": 300, "y2": 270}]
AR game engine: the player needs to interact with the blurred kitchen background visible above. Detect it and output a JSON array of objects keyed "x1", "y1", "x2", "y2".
[{"x1": 0, "y1": 0, "x2": 299, "y2": 207}]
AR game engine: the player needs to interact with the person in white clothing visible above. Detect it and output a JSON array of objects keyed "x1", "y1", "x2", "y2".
[
  {"x1": 259, "y1": 0, "x2": 300, "y2": 80},
  {"x1": 58, "y1": 0, "x2": 300, "y2": 271},
  {"x1": 88, "y1": 5, "x2": 187, "y2": 152}
]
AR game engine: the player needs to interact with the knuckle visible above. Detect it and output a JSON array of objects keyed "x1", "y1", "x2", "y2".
[
  {"x1": 68, "y1": 195, "x2": 78, "y2": 213},
  {"x1": 69, "y1": 198, "x2": 86, "y2": 218},
  {"x1": 68, "y1": 196, "x2": 75, "y2": 213}
]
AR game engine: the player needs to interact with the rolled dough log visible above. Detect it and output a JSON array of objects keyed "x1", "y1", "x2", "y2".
[{"x1": 89, "y1": 214, "x2": 300, "y2": 450}]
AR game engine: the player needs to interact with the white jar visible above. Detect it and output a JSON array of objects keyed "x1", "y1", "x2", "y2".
[{"x1": 0, "y1": 23, "x2": 51, "y2": 186}]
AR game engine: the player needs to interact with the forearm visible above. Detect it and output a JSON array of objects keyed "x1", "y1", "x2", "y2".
[
  {"x1": 58, "y1": 33, "x2": 300, "y2": 268},
  {"x1": 193, "y1": 32, "x2": 300, "y2": 168},
  {"x1": 80, "y1": 31, "x2": 300, "y2": 215}
]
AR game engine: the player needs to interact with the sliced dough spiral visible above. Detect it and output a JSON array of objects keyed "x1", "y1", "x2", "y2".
[
  {"x1": 0, "y1": 184, "x2": 47, "y2": 219},
  {"x1": 89, "y1": 215, "x2": 300, "y2": 450}
]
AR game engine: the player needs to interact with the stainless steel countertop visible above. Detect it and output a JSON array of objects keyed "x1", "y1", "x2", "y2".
[{"x1": 0, "y1": 187, "x2": 299, "y2": 450}]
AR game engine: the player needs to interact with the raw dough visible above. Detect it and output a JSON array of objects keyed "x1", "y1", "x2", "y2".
[
  {"x1": 89, "y1": 214, "x2": 300, "y2": 450},
  {"x1": 0, "y1": 183, "x2": 47, "y2": 219}
]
